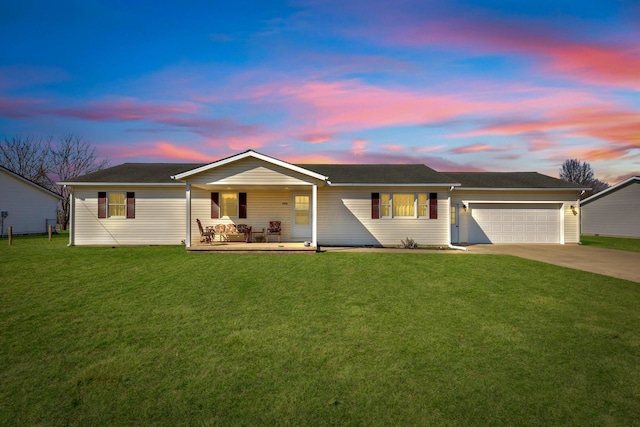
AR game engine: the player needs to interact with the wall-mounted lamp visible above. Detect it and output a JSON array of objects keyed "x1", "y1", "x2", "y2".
[
  {"x1": 462, "y1": 204, "x2": 468, "y2": 212},
  {"x1": 570, "y1": 205, "x2": 578, "y2": 215}
]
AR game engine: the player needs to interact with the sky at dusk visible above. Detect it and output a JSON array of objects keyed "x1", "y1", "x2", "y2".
[{"x1": 1, "y1": 0, "x2": 639, "y2": 182}]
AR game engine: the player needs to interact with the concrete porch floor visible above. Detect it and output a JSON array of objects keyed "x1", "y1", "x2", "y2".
[{"x1": 188, "y1": 241, "x2": 317, "y2": 252}]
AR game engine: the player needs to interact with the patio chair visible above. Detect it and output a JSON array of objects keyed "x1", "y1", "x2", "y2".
[
  {"x1": 235, "y1": 224, "x2": 252, "y2": 243},
  {"x1": 196, "y1": 218, "x2": 215, "y2": 243},
  {"x1": 266, "y1": 221, "x2": 281, "y2": 243}
]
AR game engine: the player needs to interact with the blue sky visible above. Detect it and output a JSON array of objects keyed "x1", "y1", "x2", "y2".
[{"x1": 1, "y1": 0, "x2": 639, "y2": 182}]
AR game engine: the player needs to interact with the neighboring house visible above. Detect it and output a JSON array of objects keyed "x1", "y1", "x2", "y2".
[
  {"x1": 0, "y1": 165, "x2": 61, "y2": 235},
  {"x1": 59, "y1": 150, "x2": 586, "y2": 248},
  {"x1": 580, "y1": 176, "x2": 640, "y2": 238}
]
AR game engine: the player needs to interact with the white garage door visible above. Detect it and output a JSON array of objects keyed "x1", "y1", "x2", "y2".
[{"x1": 469, "y1": 203, "x2": 561, "y2": 244}]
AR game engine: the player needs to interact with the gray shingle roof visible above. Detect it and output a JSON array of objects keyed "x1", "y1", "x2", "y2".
[
  {"x1": 442, "y1": 172, "x2": 587, "y2": 189},
  {"x1": 63, "y1": 163, "x2": 205, "y2": 184},
  {"x1": 298, "y1": 164, "x2": 456, "y2": 184}
]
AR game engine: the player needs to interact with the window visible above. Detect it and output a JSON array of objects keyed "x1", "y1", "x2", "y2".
[
  {"x1": 109, "y1": 192, "x2": 126, "y2": 217},
  {"x1": 378, "y1": 193, "x2": 430, "y2": 218},
  {"x1": 211, "y1": 192, "x2": 247, "y2": 219},
  {"x1": 294, "y1": 195, "x2": 310, "y2": 225},
  {"x1": 220, "y1": 192, "x2": 238, "y2": 217},
  {"x1": 98, "y1": 192, "x2": 135, "y2": 219}
]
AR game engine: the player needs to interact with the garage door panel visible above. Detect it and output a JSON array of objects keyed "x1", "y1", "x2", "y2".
[{"x1": 469, "y1": 203, "x2": 560, "y2": 244}]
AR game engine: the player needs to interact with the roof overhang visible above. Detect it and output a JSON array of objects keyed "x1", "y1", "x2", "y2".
[
  {"x1": 2, "y1": 166, "x2": 63, "y2": 199},
  {"x1": 454, "y1": 187, "x2": 587, "y2": 191},
  {"x1": 171, "y1": 150, "x2": 328, "y2": 182},
  {"x1": 581, "y1": 176, "x2": 639, "y2": 205},
  {"x1": 328, "y1": 183, "x2": 461, "y2": 187},
  {"x1": 57, "y1": 182, "x2": 185, "y2": 187}
]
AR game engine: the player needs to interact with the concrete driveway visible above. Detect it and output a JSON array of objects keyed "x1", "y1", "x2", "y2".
[{"x1": 466, "y1": 244, "x2": 640, "y2": 283}]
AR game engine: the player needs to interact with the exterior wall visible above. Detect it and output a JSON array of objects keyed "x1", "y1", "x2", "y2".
[
  {"x1": 317, "y1": 187, "x2": 450, "y2": 246},
  {"x1": 451, "y1": 190, "x2": 582, "y2": 244},
  {"x1": 191, "y1": 188, "x2": 297, "y2": 243},
  {"x1": 186, "y1": 158, "x2": 317, "y2": 186},
  {"x1": 582, "y1": 182, "x2": 640, "y2": 238},
  {"x1": 0, "y1": 169, "x2": 59, "y2": 234},
  {"x1": 190, "y1": 186, "x2": 450, "y2": 246},
  {"x1": 72, "y1": 186, "x2": 186, "y2": 245}
]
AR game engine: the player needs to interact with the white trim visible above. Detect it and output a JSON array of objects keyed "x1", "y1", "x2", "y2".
[
  {"x1": 58, "y1": 182, "x2": 185, "y2": 187},
  {"x1": 463, "y1": 200, "x2": 566, "y2": 206},
  {"x1": 459, "y1": 187, "x2": 585, "y2": 191},
  {"x1": 171, "y1": 150, "x2": 328, "y2": 181},
  {"x1": 580, "y1": 176, "x2": 639, "y2": 205},
  {"x1": 68, "y1": 187, "x2": 75, "y2": 246},
  {"x1": 328, "y1": 183, "x2": 460, "y2": 187}
]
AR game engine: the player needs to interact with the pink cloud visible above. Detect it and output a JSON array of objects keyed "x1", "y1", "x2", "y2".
[
  {"x1": 300, "y1": 133, "x2": 333, "y2": 144},
  {"x1": 103, "y1": 141, "x2": 211, "y2": 162},
  {"x1": 380, "y1": 144, "x2": 404, "y2": 152},
  {"x1": 353, "y1": 8, "x2": 640, "y2": 90},
  {"x1": 351, "y1": 138, "x2": 368, "y2": 156},
  {"x1": 52, "y1": 97, "x2": 199, "y2": 121}
]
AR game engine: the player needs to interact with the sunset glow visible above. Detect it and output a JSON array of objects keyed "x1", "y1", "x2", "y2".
[{"x1": 0, "y1": 1, "x2": 638, "y2": 183}]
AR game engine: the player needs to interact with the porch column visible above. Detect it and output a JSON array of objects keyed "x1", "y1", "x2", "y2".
[
  {"x1": 185, "y1": 183, "x2": 191, "y2": 248},
  {"x1": 312, "y1": 183, "x2": 317, "y2": 247},
  {"x1": 68, "y1": 187, "x2": 74, "y2": 246}
]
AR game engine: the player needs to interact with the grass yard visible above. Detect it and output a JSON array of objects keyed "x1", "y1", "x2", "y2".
[
  {"x1": 581, "y1": 234, "x2": 640, "y2": 252},
  {"x1": 1, "y1": 234, "x2": 639, "y2": 426}
]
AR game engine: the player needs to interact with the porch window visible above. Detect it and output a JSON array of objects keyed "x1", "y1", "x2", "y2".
[
  {"x1": 220, "y1": 192, "x2": 238, "y2": 217},
  {"x1": 379, "y1": 193, "x2": 429, "y2": 218}
]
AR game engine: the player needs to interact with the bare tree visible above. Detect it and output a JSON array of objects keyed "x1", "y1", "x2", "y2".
[
  {"x1": 560, "y1": 158, "x2": 609, "y2": 199},
  {"x1": 0, "y1": 133, "x2": 109, "y2": 230},
  {"x1": 0, "y1": 135, "x2": 52, "y2": 187},
  {"x1": 49, "y1": 134, "x2": 110, "y2": 230}
]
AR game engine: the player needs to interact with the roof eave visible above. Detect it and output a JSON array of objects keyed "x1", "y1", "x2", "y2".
[
  {"x1": 57, "y1": 182, "x2": 185, "y2": 187},
  {"x1": 328, "y1": 182, "x2": 461, "y2": 187},
  {"x1": 455, "y1": 187, "x2": 588, "y2": 191}
]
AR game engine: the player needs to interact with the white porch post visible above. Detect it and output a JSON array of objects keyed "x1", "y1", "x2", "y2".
[
  {"x1": 185, "y1": 183, "x2": 191, "y2": 248},
  {"x1": 68, "y1": 187, "x2": 74, "y2": 246},
  {"x1": 312, "y1": 183, "x2": 318, "y2": 247}
]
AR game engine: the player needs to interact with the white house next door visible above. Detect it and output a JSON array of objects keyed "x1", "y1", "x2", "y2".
[{"x1": 291, "y1": 193, "x2": 312, "y2": 239}]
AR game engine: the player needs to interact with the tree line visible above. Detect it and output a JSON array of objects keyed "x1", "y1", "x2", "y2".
[{"x1": 0, "y1": 134, "x2": 109, "y2": 229}]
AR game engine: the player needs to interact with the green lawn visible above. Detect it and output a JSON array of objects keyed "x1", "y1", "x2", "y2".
[
  {"x1": 581, "y1": 234, "x2": 640, "y2": 252},
  {"x1": 1, "y1": 234, "x2": 639, "y2": 426}
]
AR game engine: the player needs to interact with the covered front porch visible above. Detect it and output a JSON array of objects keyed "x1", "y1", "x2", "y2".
[{"x1": 172, "y1": 151, "x2": 329, "y2": 251}]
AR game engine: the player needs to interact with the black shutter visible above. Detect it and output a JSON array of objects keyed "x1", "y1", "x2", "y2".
[
  {"x1": 429, "y1": 192, "x2": 438, "y2": 219},
  {"x1": 371, "y1": 193, "x2": 380, "y2": 219},
  {"x1": 126, "y1": 192, "x2": 135, "y2": 219},
  {"x1": 239, "y1": 192, "x2": 247, "y2": 219},
  {"x1": 98, "y1": 192, "x2": 107, "y2": 218},
  {"x1": 211, "y1": 192, "x2": 220, "y2": 219}
]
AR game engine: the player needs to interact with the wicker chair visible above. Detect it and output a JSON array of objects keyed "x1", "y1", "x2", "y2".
[
  {"x1": 266, "y1": 221, "x2": 281, "y2": 243},
  {"x1": 196, "y1": 219, "x2": 215, "y2": 243}
]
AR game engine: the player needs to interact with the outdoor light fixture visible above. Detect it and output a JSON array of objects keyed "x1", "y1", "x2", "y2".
[
  {"x1": 570, "y1": 205, "x2": 578, "y2": 215},
  {"x1": 462, "y1": 204, "x2": 468, "y2": 212}
]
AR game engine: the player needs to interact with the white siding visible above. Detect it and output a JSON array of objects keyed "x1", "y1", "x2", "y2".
[
  {"x1": 0, "y1": 169, "x2": 59, "y2": 234},
  {"x1": 73, "y1": 186, "x2": 186, "y2": 245},
  {"x1": 582, "y1": 182, "x2": 640, "y2": 238},
  {"x1": 451, "y1": 190, "x2": 582, "y2": 244},
  {"x1": 186, "y1": 158, "x2": 316, "y2": 186},
  {"x1": 317, "y1": 187, "x2": 450, "y2": 246}
]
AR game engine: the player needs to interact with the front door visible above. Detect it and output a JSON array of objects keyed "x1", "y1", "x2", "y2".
[
  {"x1": 450, "y1": 204, "x2": 460, "y2": 244},
  {"x1": 291, "y1": 193, "x2": 312, "y2": 239}
]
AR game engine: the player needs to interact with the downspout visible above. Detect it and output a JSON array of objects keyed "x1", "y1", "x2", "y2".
[{"x1": 448, "y1": 185, "x2": 466, "y2": 250}]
